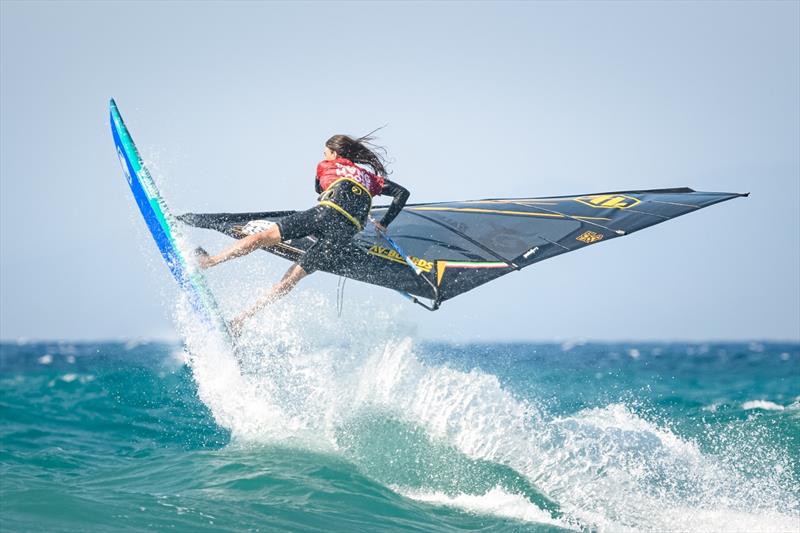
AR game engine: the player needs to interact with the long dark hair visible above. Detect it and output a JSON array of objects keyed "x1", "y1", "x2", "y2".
[{"x1": 326, "y1": 132, "x2": 389, "y2": 177}]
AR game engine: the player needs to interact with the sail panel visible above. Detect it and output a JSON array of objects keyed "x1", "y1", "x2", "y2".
[{"x1": 179, "y1": 188, "x2": 747, "y2": 308}]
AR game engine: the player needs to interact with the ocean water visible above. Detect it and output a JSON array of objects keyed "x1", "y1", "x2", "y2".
[{"x1": 1, "y1": 302, "x2": 798, "y2": 532}]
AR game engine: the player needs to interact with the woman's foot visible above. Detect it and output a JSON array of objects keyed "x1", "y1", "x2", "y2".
[
  {"x1": 194, "y1": 247, "x2": 214, "y2": 269},
  {"x1": 228, "y1": 315, "x2": 245, "y2": 338}
]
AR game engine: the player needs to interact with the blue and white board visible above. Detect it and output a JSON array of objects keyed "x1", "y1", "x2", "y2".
[{"x1": 109, "y1": 99, "x2": 232, "y2": 343}]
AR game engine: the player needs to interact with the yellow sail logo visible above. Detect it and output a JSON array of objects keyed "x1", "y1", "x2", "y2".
[
  {"x1": 576, "y1": 231, "x2": 604, "y2": 244},
  {"x1": 368, "y1": 245, "x2": 433, "y2": 273},
  {"x1": 575, "y1": 194, "x2": 640, "y2": 209}
]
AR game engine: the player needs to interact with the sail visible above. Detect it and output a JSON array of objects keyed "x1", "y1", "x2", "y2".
[{"x1": 178, "y1": 188, "x2": 747, "y2": 309}]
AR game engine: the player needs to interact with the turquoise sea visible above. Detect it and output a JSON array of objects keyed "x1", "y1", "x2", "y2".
[{"x1": 2, "y1": 325, "x2": 798, "y2": 531}]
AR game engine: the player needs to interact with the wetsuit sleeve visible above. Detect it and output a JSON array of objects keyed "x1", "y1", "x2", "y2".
[
  {"x1": 315, "y1": 160, "x2": 325, "y2": 194},
  {"x1": 378, "y1": 178, "x2": 410, "y2": 227}
]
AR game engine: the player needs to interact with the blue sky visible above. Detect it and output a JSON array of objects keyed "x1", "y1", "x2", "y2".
[{"x1": 1, "y1": 1, "x2": 798, "y2": 341}]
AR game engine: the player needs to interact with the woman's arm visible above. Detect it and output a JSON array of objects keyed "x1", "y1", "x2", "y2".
[{"x1": 377, "y1": 178, "x2": 410, "y2": 228}]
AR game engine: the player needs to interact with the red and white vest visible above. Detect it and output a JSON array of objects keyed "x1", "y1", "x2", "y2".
[{"x1": 316, "y1": 157, "x2": 384, "y2": 197}]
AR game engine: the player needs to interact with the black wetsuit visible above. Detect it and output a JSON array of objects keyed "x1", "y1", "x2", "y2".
[{"x1": 276, "y1": 178, "x2": 409, "y2": 273}]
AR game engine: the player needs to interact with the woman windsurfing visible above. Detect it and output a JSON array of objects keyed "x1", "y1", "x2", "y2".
[{"x1": 195, "y1": 134, "x2": 409, "y2": 333}]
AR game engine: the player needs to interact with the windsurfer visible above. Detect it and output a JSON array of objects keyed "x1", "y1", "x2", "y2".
[{"x1": 195, "y1": 134, "x2": 409, "y2": 333}]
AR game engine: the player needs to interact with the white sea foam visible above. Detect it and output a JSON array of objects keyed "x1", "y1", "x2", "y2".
[
  {"x1": 645, "y1": 507, "x2": 800, "y2": 533},
  {"x1": 741, "y1": 400, "x2": 785, "y2": 411},
  {"x1": 176, "y1": 299, "x2": 291, "y2": 443},
  {"x1": 401, "y1": 486, "x2": 576, "y2": 529},
  {"x1": 124, "y1": 340, "x2": 142, "y2": 351},
  {"x1": 172, "y1": 277, "x2": 800, "y2": 532},
  {"x1": 47, "y1": 373, "x2": 95, "y2": 387}
]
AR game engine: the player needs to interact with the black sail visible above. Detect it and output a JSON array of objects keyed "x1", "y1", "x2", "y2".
[{"x1": 179, "y1": 188, "x2": 747, "y2": 309}]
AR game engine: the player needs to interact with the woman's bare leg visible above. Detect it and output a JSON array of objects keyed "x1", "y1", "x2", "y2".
[
  {"x1": 267, "y1": 263, "x2": 309, "y2": 302},
  {"x1": 229, "y1": 264, "x2": 309, "y2": 334},
  {"x1": 197, "y1": 224, "x2": 282, "y2": 269}
]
